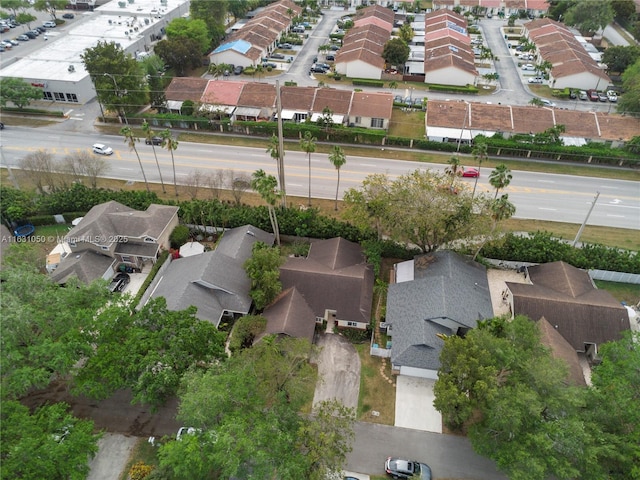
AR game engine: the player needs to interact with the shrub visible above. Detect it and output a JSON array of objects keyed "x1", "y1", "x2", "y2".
[
  {"x1": 129, "y1": 461, "x2": 154, "y2": 480},
  {"x1": 352, "y1": 78, "x2": 384, "y2": 87},
  {"x1": 229, "y1": 315, "x2": 267, "y2": 352},
  {"x1": 169, "y1": 225, "x2": 190, "y2": 249}
]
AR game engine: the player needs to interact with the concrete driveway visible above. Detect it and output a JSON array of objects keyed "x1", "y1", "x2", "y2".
[
  {"x1": 312, "y1": 333, "x2": 361, "y2": 411},
  {"x1": 87, "y1": 433, "x2": 138, "y2": 480},
  {"x1": 395, "y1": 376, "x2": 442, "y2": 433}
]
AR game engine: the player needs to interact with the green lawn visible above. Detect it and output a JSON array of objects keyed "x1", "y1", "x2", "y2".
[{"x1": 388, "y1": 109, "x2": 426, "y2": 139}]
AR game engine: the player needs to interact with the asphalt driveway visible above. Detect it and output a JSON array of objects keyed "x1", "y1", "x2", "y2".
[{"x1": 312, "y1": 333, "x2": 361, "y2": 411}]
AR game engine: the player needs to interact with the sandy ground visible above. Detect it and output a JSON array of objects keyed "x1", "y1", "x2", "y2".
[{"x1": 486, "y1": 267, "x2": 529, "y2": 317}]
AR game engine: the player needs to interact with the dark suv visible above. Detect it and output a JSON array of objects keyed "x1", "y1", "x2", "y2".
[
  {"x1": 145, "y1": 136, "x2": 163, "y2": 145},
  {"x1": 108, "y1": 273, "x2": 130, "y2": 293}
]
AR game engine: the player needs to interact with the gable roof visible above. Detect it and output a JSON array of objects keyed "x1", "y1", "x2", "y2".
[
  {"x1": 237, "y1": 82, "x2": 276, "y2": 108},
  {"x1": 50, "y1": 249, "x2": 116, "y2": 284},
  {"x1": 151, "y1": 225, "x2": 274, "y2": 326},
  {"x1": 201, "y1": 80, "x2": 245, "y2": 106},
  {"x1": 311, "y1": 88, "x2": 353, "y2": 115},
  {"x1": 279, "y1": 237, "x2": 374, "y2": 324},
  {"x1": 67, "y1": 201, "x2": 179, "y2": 244},
  {"x1": 349, "y1": 91, "x2": 393, "y2": 119},
  {"x1": 165, "y1": 77, "x2": 209, "y2": 102},
  {"x1": 281, "y1": 85, "x2": 317, "y2": 111},
  {"x1": 260, "y1": 287, "x2": 316, "y2": 343},
  {"x1": 507, "y1": 261, "x2": 629, "y2": 352},
  {"x1": 537, "y1": 317, "x2": 587, "y2": 386},
  {"x1": 388, "y1": 251, "x2": 494, "y2": 371}
]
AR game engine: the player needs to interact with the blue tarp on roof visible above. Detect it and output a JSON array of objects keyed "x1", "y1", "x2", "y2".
[{"x1": 213, "y1": 39, "x2": 252, "y2": 55}]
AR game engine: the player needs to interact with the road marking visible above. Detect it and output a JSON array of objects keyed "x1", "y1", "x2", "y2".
[
  {"x1": 606, "y1": 214, "x2": 625, "y2": 218},
  {"x1": 538, "y1": 207, "x2": 557, "y2": 211},
  {"x1": 610, "y1": 199, "x2": 621, "y2": 204},
  {"x1": 359, "y1": 163, "x2": 376, "y2": 167}
]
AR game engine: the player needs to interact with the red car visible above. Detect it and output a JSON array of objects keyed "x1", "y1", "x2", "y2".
[{"x1": 461, "y1": 167, "x2": 480, "y2": 178}]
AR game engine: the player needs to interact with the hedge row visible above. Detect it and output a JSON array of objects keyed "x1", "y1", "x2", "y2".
[
  {"x1": 479, "y1": 231, "x2": 640, "y2": 274},
  {"x1": 428, "y1": 84, "x2": 479, "y2": 94},
  {"x1": 352, "y1": 78, "x2": 385, "y2": 87}
]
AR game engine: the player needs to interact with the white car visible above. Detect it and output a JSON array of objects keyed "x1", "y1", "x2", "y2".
[
  {"x1": 176, "y1": 427, "x2": 201, "y2": 440},
  {"x1": 522, "y1": 64, "x2": 535, "y2": 71},
  {"x1": 607, "y1": 90, "x2": 618, "y2": 102},
  {"x1": 540, "y1": 99, "x2": 556, "y2": 108},
  {"x1": 92, "y1": 143, "x2": 113, "y2": 155},
  {"x1": 43, "y1": 21, "x2": 56, "y2": 28},
  {"x1": 528, "y1": 77, "x2": 544, "y2": 84}
]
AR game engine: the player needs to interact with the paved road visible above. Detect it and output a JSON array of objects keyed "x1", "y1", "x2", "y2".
[
  {"x1": 346, "y1": 422, "x2": 508, "y2": 480},
  {"x1": 2, "y1": 130, "x2": 638, "y2": 229}
]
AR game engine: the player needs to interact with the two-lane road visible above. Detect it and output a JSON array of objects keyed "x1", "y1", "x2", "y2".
[{"x1": 1, "y1": 128, "x2": 638, "y2": 229}]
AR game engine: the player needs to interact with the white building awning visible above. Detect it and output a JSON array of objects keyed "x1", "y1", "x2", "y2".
[
  {"x1": 310, "y1": 113, "x2": 344, "y2": 123},
  {"x1": 426, "y1": 126, "x2": 474, "y2": 141},
  {"x1": 200, "y1": 104, "x2": 236, "y2": 114},
  {"x1": 274, "y1": 109, "x2": 297, "y2": 120},
  {"x1": 561, "y1": 136, "x2": 587, "y2": 147},
  {"x1": 234, "y1": 106, "x2": 261, "y2": 117},
  {"x1": 166, "y1": 100, "x2": 183, "y2": 111}
]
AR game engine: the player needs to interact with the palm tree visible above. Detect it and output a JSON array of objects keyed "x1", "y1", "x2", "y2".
[
  {"x1": 251, "y1": 169, "x2": 282, "y2": 246},
  {"x1": 266, "y1": 134, "x2": 284, "y2": 192},
  {"x1": 473, "y1": 194, "x2": 516, "y2": 260},
  {"x1": 471, "y1": 141, "x2": 488, "y2": 199},
  {"x1": 299, "y1": 131, "x2": 316, "y2": 206},
  {"x1": 120, "y1": 126, "x2": 150, "y2": 193},
  {"x1": 328, "y1": 145, "x2": 346, "y2": 211},
  {"x1": 528, "y1": 97, "x2": 544, "y2": 107},
  {"x1": 445, "y1": 155, "x2": 461, "y2": 189},
  {"x1": 488, "y1": 163, "x2": 513, "y2": 199},
  {"x1": 160, "y1": 129, "x2": 179, "y2": 196},
  {"x1": 142, "y1": 120, "x2": 166, "y2": 193}
]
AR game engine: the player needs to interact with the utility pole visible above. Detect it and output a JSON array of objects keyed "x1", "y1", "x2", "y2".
[
  {"x1": 573, "y1": 192, "x2": 600, "y2": 247},
  {"x1": 275, "y1": 80, "x2": 286, "y2": 207}
]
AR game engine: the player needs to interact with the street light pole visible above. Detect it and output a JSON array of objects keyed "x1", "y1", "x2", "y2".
[
  {"x1": 573, "y1": 191, "x2": 600, "y2": 247},
  {"x1": 103, "y1": 73, "x2": 128, "y2": 124}
]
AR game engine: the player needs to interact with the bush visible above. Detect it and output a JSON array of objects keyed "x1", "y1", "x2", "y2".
[
  {"x1": 229, "y1": 315, "x2": 267, "y2": 352},
  {"x1": 428, "y1": 84, "x2": 479, "y2": 94},
  {"x1": 352, "y1": 78, "x2": 384, "y2": 87},
  {"x1": 129, "y1": 461, "x2": 154, "y2": 480},
  {"x1": 169, "y1": 225, "x2": 190, "y2": 249},
  {"x1": 25, "y1": 214, "x2": 56, "y2": 226}
]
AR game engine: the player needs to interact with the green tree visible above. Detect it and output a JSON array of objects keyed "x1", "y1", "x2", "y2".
[
  {"x1": 584, "y1": 331, "x2": 640, "y2": 479},
  {"x1": 398, "y1": 23, "x2": 414, "y2": 44},
  {"x1": 564, "y1": 0, "x2": 614, "y2": 34},
  {"x1": 165, "y1": 17, "x2": 210, "y2": 54},
  {"x1": 266, "y1": 134, "x2": 286, "y2": 203},
  {"x1": 0, "y1": 401, "x2": 100, "y2": 480},
  {"x1": 300, "y1": 130, "x2": 317, "y2": 207},
  {"x1": 618, "y1": 58, "x2": 640, "y2": 116},
  {"x1": 251, "y1": 169, "x2": 282, "y2": 246},
  {"x1": 228, "y1": 315, "x2": 267, "y2": 352},
  {"x1": 82, "y1": 41, "x2": 148, "y2": 116},
  {"x1": 488, "y1": 163, "x2": 512, "y2": 199},
  {"x1": 243, "y1": 242, "x2": 283, "y2": 310},
  {"x1": 190, "y1": 0, "x2": 228, "y2": 42},
  {"x1": 72, "y1": 297, "x2": 226, "y2": 408},
  {"x1": 140, "y1": 54, "x2": 167, "y2": 109},
  {"x1": 0, "y1": 77, "x2": 43, "y2": 109},
  {"x1": 471, "y1": 140, "x2": 488, "y2": 199},
  {"x1": 445, "y1": 155, "x2": 462, "y2": 189},
  {"x1": 536, "y1": 60, "x2": 553, "y2": 77},
  {"x1": 602, "y1": 45, "x2": 640, "y2": 74},
  {"x1": 435, "y1": 315, "x2": 590, "y2": 480},
  {"x1": 328, "y1": 145, "x2": 346, "y2": 211},
  {"x1": 0, "y1": 264, "x2": 111, "y2": 399},
  {"x1": 382, "y1": 37, "x2": 410, "y2": 67},
  {"x1": 611, "y1": 0, "x2": 637, "y2": 20},
  {"x1": 343, "y1": 173, "x2": 390, "y2": 239},
  {"x1": 154, "y1": 37, "x2": 203, "y2": 77},
  {"x1": 32, "y1": 0, "x2": 66, "y2": 19},
  {"x1": 161, "y1": 129, "x2": 179, "y2": 196},
  {"x1": 142, "y1": 120, "x2": 166, "y2": 193},
  {"x1": 160, "y1": 337, "x2": 353, "y2": 480},
  {"x1": 473, "y1": 194, "x2": 516, "y2": 260},
  {"x1": 120, "y1": 125, "x2": 150, "y2": 193},
  {"x1": 0, "y1": 0, "x2": 31, "y2": 19}
]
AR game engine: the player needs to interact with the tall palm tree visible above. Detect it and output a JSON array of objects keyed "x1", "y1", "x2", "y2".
[
  {"x1": 160, "y1": 129, "x2": 179, "y2": 196},
  {"x1": 142, "y1": 121, "x2": 166, "y2": 194},
  {"x1": 445, "y1": 155, "x2": 461, "y2": 189},
  {"x1": 120, "y1": 126, "x2": 150, "y2": 193},
  {"x1": 251, "y1": 169, "x2": 282, "y2": 246},
  {"x1": 266, "y1": 134, "x2": 284, "y2": 193},
  {"x1": 328, "y1": 145, "x2": 346, "y2": 211},
  {"x1": 488, "y1": 163, "x2": 513, "y2": 199},
  {"x1": 299, "y1": 131, "x2": 316, "y2": 206},
  {"x1": 473, "y1": 194, "x2": 516, "y2": 260},
  {"x1": 471, "y1": 141, "x2": 488, "y2": 199}
]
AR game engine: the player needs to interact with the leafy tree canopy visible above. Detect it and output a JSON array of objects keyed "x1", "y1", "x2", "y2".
[
  {"x1": 165, "y1": 17, "x2": 211, "y2": 54},
  {"x1": 382, "y1": 37, "x2": 410, "y2": 67},
  {"x1": 244, "y1": 241, "x2": 283, "y2": 310},
  {"x1": 81, "y1": 41, "x2": 148, "y2": 114},
  {"x1": 154, "y1": 37, "x2": 204, "y2": 77},
  {"x1": 563, "y1": 0, "x2": 614, "y2": 33},
  {"x1": 32, "y1": 0, "x2": 66, "y2": 19},
  {"x1": 72, "y1": 297, "x2": 227, "y2": 408},
  {"x1": 158, "y1": 336, "x2": 355, "y2": 480},
  {"x1": 343, "y1": 170, "x2": 492, "y2": 252},
  {"x1": 602, "y1": 45, "x2": 640, "y2": 74},
  {"x1": 190, "y1": 0, "x2": 227, "y2": 43},
  {"x1": 0, "y1": 77, "x2": 43, "y2": 109},
  {"x1": 618, "y1": 58, "x2": 640, "y2": 116},
  {"x1": 0, "y1": 401, "x2": 100, "y2": 480}
]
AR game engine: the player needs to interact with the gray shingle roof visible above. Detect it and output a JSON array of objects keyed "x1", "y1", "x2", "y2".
[
  {"x1": 388, "y1": 251, "x2": 493, "y2": 371},
  {"x1": 151, "y1": 225, "x2": 274, "y2": 326},
  {"x1": 50, "y1": 250, "x2": 116, "y2": 284}
]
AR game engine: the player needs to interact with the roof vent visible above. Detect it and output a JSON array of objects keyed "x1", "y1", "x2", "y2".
[
  {"x1": 246, "y1": 230, "x2": 255, "y2": 236},
  {"x1": 68, "y1": 65, "x2": 75, "y2": 72}
]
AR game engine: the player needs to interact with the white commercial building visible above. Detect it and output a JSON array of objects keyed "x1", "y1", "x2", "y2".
[{"x1": 0, "y1": 0, "x2": 189, "y2": 105}]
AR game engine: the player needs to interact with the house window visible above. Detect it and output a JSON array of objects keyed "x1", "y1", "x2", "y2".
[
  {"x1": 66, "y1": 93, "x2": 78, "y2": 102},
  {"x1": 121, "y1": 256, "x2": 132, "y2": 263},
  {"x1": 315, "y1": 316, "x2": 324, "y2": 323},
  {"x1": 346, "y1": 321, "x2": 358, "y2": 327},
  {"x1": 43, "y1": 91, "x2": 53, "y2": 100},
  {"x1": 54, "y1": 92, "x2": 65, "y2": 101},
  {"x1": 370, "y1": 118, "x2": 383, "y2": 128},
  {"x1": 354, "y1": 116, "x2": 361, "y2": 124}
]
